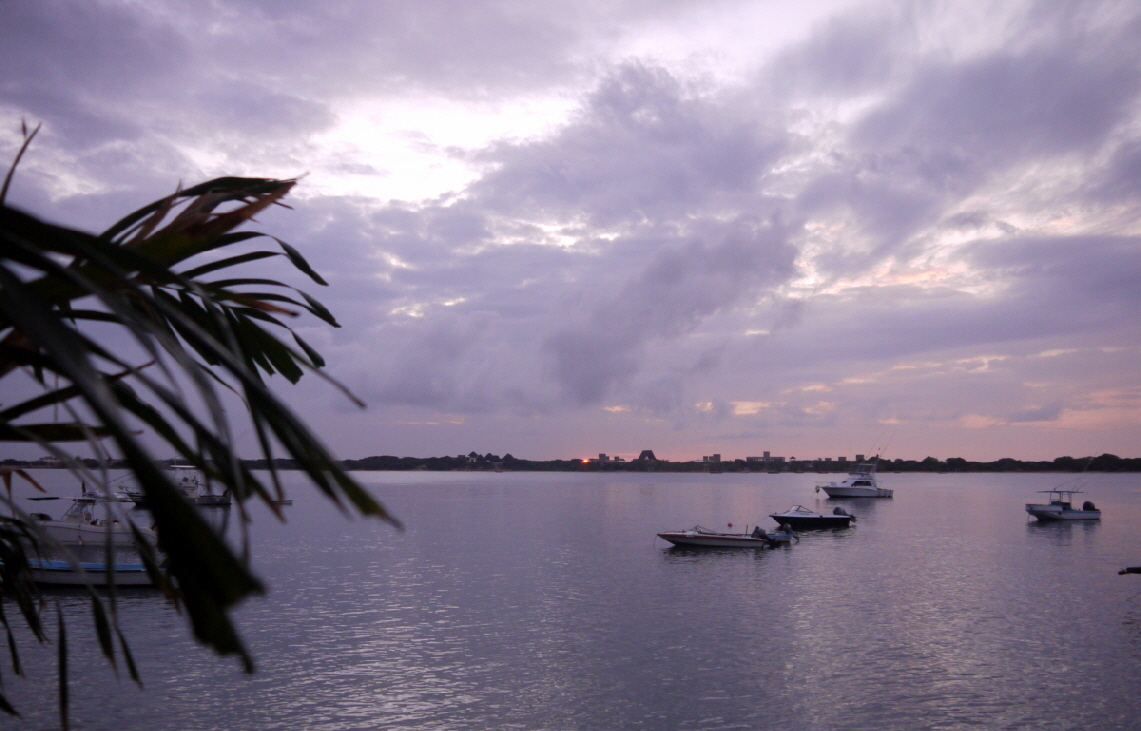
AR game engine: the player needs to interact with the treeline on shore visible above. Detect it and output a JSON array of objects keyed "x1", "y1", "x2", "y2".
[
  {"x1": 255, "y1": 453, "x2": 1138, "y2": 473},
  {"x1": 7, "y1": 453, "x2": 1137, "y2": 473}
]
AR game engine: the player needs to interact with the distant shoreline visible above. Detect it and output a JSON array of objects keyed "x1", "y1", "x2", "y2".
[{"x1": 10, "y1": 454, "x2": 1135, "y2": 473}]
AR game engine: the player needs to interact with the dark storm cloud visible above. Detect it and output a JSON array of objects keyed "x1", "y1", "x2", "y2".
[
  {"x1": 472, "y1": 63, "x2": 790, "y2": 227},
  {"x1": 0, "y1": 2, "x2": 187, "y2": 146},
  {"x1": 193, "y1": 82, "x2": 335, "y2": 136},
  {"x1": 852, "y1": 44, "x2": 1141, "y2": 162},
  {"x1": 967, "y1": 235, "x2": 1141, "y2": 331},
  {"x1": 545, "y1": 215, "x2": 798, "y2": 405},
  {"x1": 767, "y1": 5, "x2": 904, "y2": 96},
  {"x1": 1008, "y1": 403, "x2": 1063, "y2": 423},
  {"x1": 738, "y1": 236, "x2": 1141, "y2": 379},
  {"x1": 1091, "y1": 139, "x2": 1141, "y2": 203}
]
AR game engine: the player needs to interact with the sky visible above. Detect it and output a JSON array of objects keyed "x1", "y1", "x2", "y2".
[{"x1": 2, "y1": 0, "x2": 1139, "y2": 462}]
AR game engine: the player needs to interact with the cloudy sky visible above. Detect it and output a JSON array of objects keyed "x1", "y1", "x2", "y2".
[{"x1": 2, "y1": 0, "x2": 1139, "y2": 462}]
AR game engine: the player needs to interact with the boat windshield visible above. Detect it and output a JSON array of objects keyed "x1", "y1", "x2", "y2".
[{"x1": 60, "y1": 498, "x2": 100, "y2": 522}]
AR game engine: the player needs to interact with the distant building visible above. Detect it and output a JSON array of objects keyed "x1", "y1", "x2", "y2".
[
  {"x1": 702, "y1": 454, "x2": 721, "y2": 463},
  {"x1": 856, "y1": 454, "x2": 865, "y2": 462},
  {"x1": 637, "y1": 450, "x2": 658, "y2": 462}
]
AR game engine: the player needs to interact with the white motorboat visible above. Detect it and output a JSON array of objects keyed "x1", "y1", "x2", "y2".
[
  {"x1": 657, "y1": 525, "x2": 788, "y2": 548},
  {"x1": 1025, "y1": 490, "x2": 1101, "y2": 521},
  {"x1": 24, "y1": 492, "x2": 161, "y2": 586},
  {"x1": 769, "y1": 505, "x2": 855, "y2": 529},
  {"x1": 124, "y1": 464, "x2": 231, "y2": 506},
  {"x1": 29, "y1": 492, "x2": 157, "y2": 547},
  {"x1": 815, "y1": 459, "x2": 891, "y2": 498}
]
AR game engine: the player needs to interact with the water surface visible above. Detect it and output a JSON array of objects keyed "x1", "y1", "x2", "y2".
[{"x1": 6, "y1": 470, "x2": 1141, "y2": 730}]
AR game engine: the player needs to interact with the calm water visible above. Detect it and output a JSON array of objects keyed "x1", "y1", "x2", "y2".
[{"x1": 5, "y1": 470, "x2": 1141, "y2": 730}]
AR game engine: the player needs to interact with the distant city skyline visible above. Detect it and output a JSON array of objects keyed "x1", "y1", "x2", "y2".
[{"x1": 2, "y1": 1, "x2": 1138, "y2": 463}]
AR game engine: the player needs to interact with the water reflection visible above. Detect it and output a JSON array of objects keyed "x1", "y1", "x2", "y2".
[
  {"x1": 659, "y1": 545, "x2": 775, "y2": 563},
  {"x1": 132, "y1": 503, "x2": 234, "y2": 534},
  {"x1": 1024, "y1": 518, "x2": 1101, "y2": 546}
]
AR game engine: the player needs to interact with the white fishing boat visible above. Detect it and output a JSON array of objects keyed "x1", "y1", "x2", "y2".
[
  {"x1": 124, "y1": 464, "x2": 231, "y2": 506},
  {"x1": 769, "y1": 505, "x2": 856, "y2": 529},
  {"x1": 657, "y1": 525, "x2": 787, "y2": 548},
  {"x1": 1025, "y1": 490, "x2": 1101, "y2": 521},
  {"x1": 29, "y1": 492, "x2": 157, "y2": 546},
  {"x1": 815, "y1": 459, "x2": 891, "y2": 498},
  {"x1": 23, "y1": 492, "x2": 161, "y2": 586}
]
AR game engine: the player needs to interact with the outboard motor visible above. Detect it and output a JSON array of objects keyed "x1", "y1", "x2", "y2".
[
  {"x1": 832, "y1": 507, "x2": 848, "y2": 516},
  {"x1": 1082, "y1": 501, "x2": 1096, "y2": 511}
]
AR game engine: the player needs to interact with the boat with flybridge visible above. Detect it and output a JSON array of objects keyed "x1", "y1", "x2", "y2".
[{"x1": 815, "y1": 458, "x2": 892, "y2": 498}]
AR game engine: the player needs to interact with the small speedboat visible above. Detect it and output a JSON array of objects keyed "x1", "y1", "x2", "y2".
[
  {"x1": 815, "y1": 459, "x2": 891, "y2": 498},
  {"x1": 1025, "y1": 489, "x2": 1100, "y2": 521},
  {"x1": 769, "y1": 505, "x2": 855, "y2": 529},
  {"x1": 657, "y1": 525, "x2": 786, "y2": 548},
  {"x1": 766, "y1": 524, "x2": 799, "y2": 545}
]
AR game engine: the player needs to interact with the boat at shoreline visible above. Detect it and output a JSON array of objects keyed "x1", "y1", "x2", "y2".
[
  {"x1": 1025, "y1": 489, "x2": 1101, "y2": 521},
  {"x1": 769, "y1": 505, "x2": 855, "y2": 529},
  {"x1": 815, "y1": 459, "x2": 891, "y2": 498},
  {"x1": 657, "y1": 525, "x2": 793, "y2": 548}
]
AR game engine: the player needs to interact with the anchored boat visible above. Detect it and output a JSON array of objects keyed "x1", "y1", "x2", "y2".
[
  {"x1": 23, "y1": 489, "x2": 161, "y2": 586},
  {"x1": 815, "y1": 459, "x2": 891, "y2": 498},
  {"x1": 124, "y1": 464, "x2": 231, "y2": 506},
  {"x1": 657, "y1": 524, "x2": 793, "y2": 548},
  {"x1": 769, "y1": 505, "x2": 856, "y2": 529},
  {"x1": 1025, "y1": 489, "x2": 1101, "y2": 521}
]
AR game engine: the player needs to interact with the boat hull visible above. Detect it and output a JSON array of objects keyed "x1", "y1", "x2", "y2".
[
  {"x1": 28, "y1": 558, "x2": 155, "y2": 586},
  {"x1": 769, "y1": 511, "x2": 853, "y2": 529},
  {"x1": 193, "y1": 494, "x2": 232, "y2": 506},
  {"x1": 657, "y1": 532, "x2": 770, "y2": 548},
  {"x1": 770, "y1": 516, "x2": 852, "y2": 529},
  {"x1": 38, "y1": 521, "x2": 153, "y2": 547},
  {"x1": 1025, "y1": 504, "x2": 1101, "y2": 521},
  {"x1": 820, "y1": 486, "x2": 893, "y2": 498}
]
